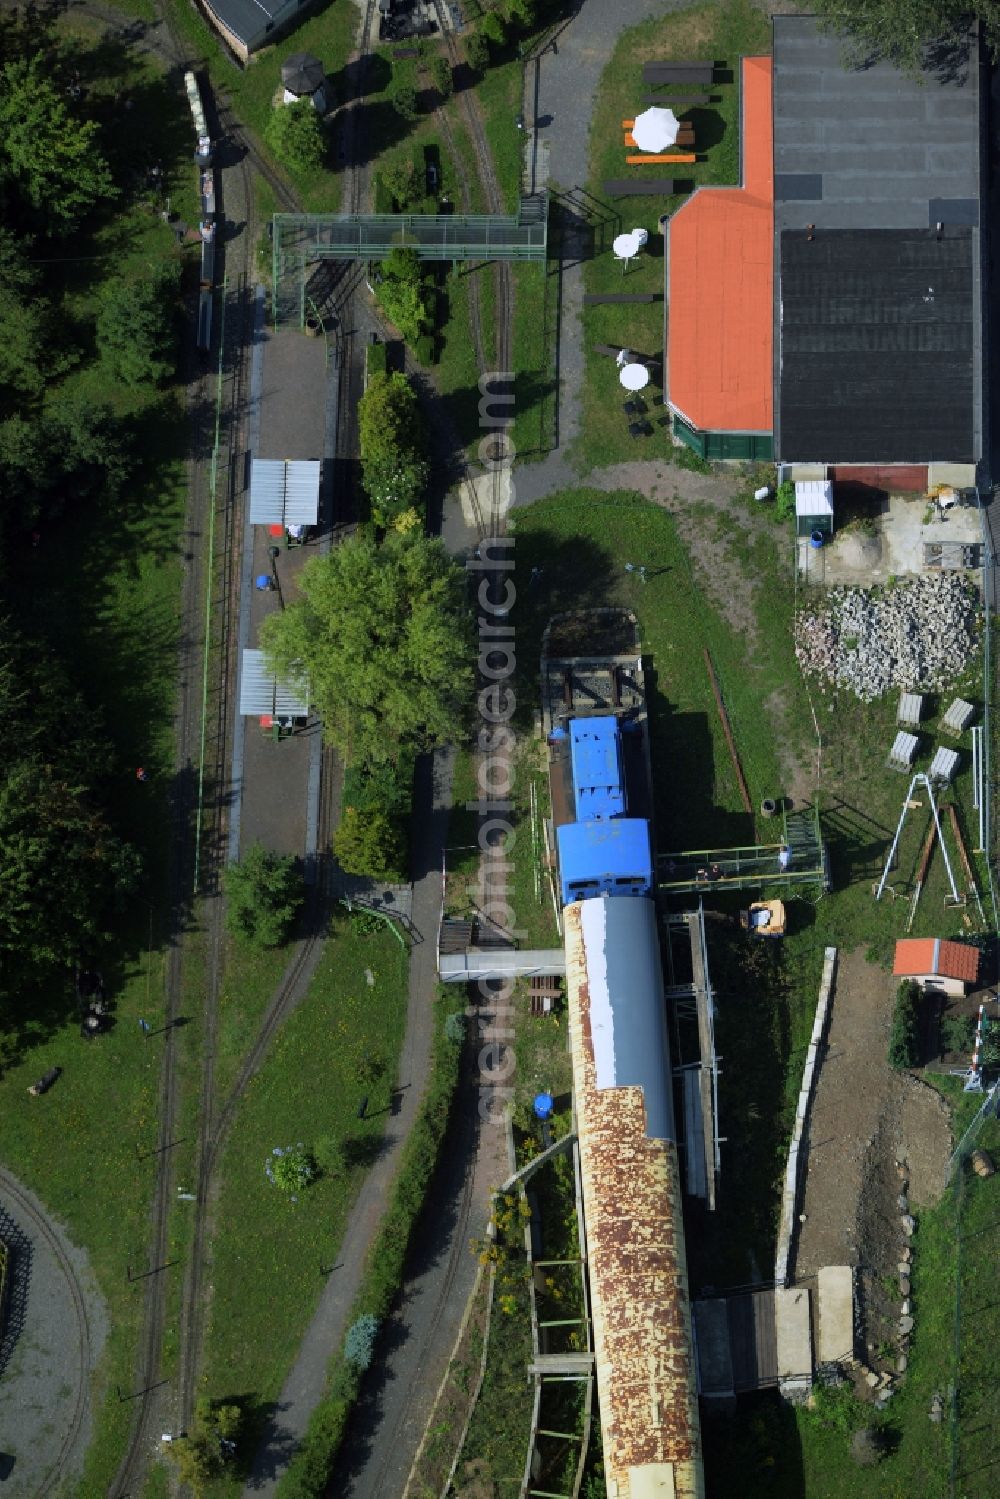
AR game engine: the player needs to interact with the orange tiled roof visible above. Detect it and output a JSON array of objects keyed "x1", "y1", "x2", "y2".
[
  {"x1": 667, "y1": 55, "x2": 773, "y2": 434},
  {"x1": 893, "y1": 938, "x2": 980, "y2": 984}
]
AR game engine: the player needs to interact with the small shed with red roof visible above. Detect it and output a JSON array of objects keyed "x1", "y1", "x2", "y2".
[{"x1": 893, "y1": 939, "x2": 980, "y2": 998}]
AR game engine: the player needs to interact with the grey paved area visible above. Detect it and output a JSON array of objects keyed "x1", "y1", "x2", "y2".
[
  {"x1": 0, "y1": 1174, "x2": 108, "y2": 1498},
  {"x1": 237, "y1": 327, "x2": 330, "y2": 862},
  {"x1": 243, "y1": 747, "x2": 454, "y2": 1496}
]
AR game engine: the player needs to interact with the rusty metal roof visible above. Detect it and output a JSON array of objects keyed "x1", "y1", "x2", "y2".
[{"x1": 566, "y1": 898, "x2": 705, "y2": 1499}]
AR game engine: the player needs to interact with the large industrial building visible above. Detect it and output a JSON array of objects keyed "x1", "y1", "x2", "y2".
[
  {"x1": 667, "y1": 15, "x2": 985, "y2": 489},
  {"x1": 566, "y1": 896, "x2": 704, "y2": 1499}
]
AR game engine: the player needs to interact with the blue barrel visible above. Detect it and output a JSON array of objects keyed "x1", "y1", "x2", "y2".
[
  {"x1": 809, "y1": 530, "x2": 825, "y2": 549},
  {"x1": 533, "y1": 1092, "x2": 554, "y2": 1121}
]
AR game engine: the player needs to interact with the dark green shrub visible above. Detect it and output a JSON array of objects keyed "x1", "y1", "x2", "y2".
[
  {"x1": 775, "y1": 479, "x2": 796, "y2": 521},
  {"x1": 941, "y1": 1012, "x2": 975, "y2": 1055},
  {"x1": 466, "y1": 32, "x2": 489, "y2": 71},
  {"x1": 889, "y1": 980, "x2": 921, "y2": 1070},
  {"x1": 223, "y1": 844, "x2": 302, "y2": 947},
  {"x1": 430, "y1": 55, "x2": 453, "y2": 98}
]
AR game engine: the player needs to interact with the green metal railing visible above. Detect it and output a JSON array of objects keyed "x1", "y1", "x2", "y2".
[{"x1": 272, "y1": 197, "x2": 548, "y2": 328}]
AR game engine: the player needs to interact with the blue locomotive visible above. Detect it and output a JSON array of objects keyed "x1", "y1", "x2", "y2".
[{"x1": 550, "y1": 715, "x2": 653, "y2": 907}]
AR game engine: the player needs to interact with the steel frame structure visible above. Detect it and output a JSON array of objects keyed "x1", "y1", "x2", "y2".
[{"x1": 272, "y1": 196, "x2": 548, "y2": 328}]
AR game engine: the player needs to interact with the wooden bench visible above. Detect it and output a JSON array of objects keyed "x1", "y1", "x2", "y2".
[
  {"x1": 644, "y1": 92, "x2": 709, "y2": 105},
  {"x1": 626, "y1": 153, "x2": 696, "y2": 165},
  {"x1": 643, "y1": 62, "x2": 715, "y2": 83},
  {"x1": 584, "y1": 293, "x2": 662, "y2": 304},
  {"x1": 603, "y1": 178, "x2": 675, "y2": 195}
]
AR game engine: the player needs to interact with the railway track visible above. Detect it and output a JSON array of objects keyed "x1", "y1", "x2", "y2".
[{"x1": 0, "y1": 1171, "x2": 92, "y2": 1496}]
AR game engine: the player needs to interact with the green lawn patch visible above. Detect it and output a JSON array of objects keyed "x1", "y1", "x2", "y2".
[
  {"x1": 275, "y1": 988, "x2": 464, "y2": 1497},
  {"x1": 575, "y1": 0, "x2": 771, "y2": 471},
  {"x1": 200, "y1": 918, "x2": 408, "y2": 1412}
]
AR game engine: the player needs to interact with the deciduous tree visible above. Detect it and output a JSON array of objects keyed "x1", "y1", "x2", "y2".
[
  {"x1": 96, "y1": 261, "x2": 179, "y2": 387},
  {"x1": 0, "y1": 55, "x2": 115, "y2": 234},
  {"x1": 265, "y1": 99, "x2": 326, "y2": 172},
  {"x1": 334, "y1": 805, "x2": 406, "y2": 880},
  {"x1": 223, "y1": 844, "x2": 302, "y2": 947},
  {"x1": 261, "y1": 532, "x2": 474, "y2": 763},
  {"x1": 0, "y1": 620, "x2": 140, "y2": 1002},
  {"x1": 358, "y1": 367, "x2": 428, "y2": 525}
]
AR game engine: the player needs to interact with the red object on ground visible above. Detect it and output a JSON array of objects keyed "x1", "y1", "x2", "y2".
[
  {"x1": 893, "y1": 938, "x2": 980, "y2": 985},
  {"x1": 259, "y1": 715, "x2": 274, "y2": 729},
  {"x1": 268, "y1": 524, "x2": 284, "y2": 538},
  {"x1": 667, "y1": 56, "x2": 773, "y2": 434}
]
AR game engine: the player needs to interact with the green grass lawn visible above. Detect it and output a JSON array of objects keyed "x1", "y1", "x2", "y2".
[
  {"x1": 574, "y1": 0, "x2": 771, "y2": 472},
  {"x1": 510, "y1": 258, "x2": 557, "y2": 461},
  {"x1": 508, "y1": 482, "x2": 992, "y2": 1282},
  {"x1": 198, "y1": 918, "x2": 409, "y2": 1434}
]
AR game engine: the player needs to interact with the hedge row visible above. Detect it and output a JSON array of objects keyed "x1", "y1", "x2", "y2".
[
  {"x1": 889, "y1": 980, "x2": 921, "y2": 1070},
  {"x1": 276, "y1": 993, "x2": 464, "y2": 1496}
]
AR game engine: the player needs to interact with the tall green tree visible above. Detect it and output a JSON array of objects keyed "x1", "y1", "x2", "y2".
[
  {"x1": 265, "y1": 99, "x2": 326, "y2": 172},
  {"x1": 0, "y1": 55, "x2": 115, "y2": 234},
  {"x1": 0, "y1": 620, "x2": 140, "y2": 1002},
  {"x1": 373, "y1": 248, "x2": 433, "y2": 347},
  {"x1": 0, "y1": 231, "x2": 47, "y2": 415},
  {"x1": 261, "y1": 532, "x2": 474, "y2": 763},
  {"x1": 430, "y1": 55, "x2": 454, "y2": 99},
  {"x1": 358, "y1": 368, "x2": 428, "y2": 525},
  {"x1": 223, "y1": 845, "x2": 302, "y2": 947},
  {"x1": 96, "y1": 261, "x2": 179, "y2": 387}
]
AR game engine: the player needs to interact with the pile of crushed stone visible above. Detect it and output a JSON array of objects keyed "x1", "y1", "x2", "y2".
[{"x1": 794, "y1": 574, "x2": 980, "y2": 702}]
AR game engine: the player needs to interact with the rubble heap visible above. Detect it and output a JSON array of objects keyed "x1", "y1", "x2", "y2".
[{"x1": 794, "y1": 575, "x2": 979, "y2": 702}]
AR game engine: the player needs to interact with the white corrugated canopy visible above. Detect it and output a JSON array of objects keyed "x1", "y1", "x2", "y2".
[
  {"x1": 239, "y1": 648, "x2": 310, "y2": 718},
  {"x1": 249, "y1": 459, "x2": 321, "y2": 526},
  {"x1": 794, "y1": 479, "x2": 833, "y2": 517}
]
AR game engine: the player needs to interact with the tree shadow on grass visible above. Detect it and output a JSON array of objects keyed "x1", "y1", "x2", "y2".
[{"x1": 702, "y1": 1391, "x2": 805, "y2": 1497}]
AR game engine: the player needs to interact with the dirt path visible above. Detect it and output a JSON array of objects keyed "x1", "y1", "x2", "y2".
[{"x1": 794, "y1": 949, "x2": 951, "y2": 1357}]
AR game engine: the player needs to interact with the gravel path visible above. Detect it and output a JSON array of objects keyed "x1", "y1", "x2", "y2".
[{"x1": 0, "y1": 1171, "x2": 108, "y2": 1497}]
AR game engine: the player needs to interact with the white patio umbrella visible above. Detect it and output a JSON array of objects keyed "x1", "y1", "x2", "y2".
[
  {"x1": 620, "y1": 363, "x2": 650, "y2": 391},
  {"x1": 613, "y1": 230, "x2": 641, "y2": 260},
  {"x1": 632, "y1": 106, "x2": 680, "y2": 153}
]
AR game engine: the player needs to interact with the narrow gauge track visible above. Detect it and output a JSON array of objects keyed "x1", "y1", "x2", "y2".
[
  {"x1": 0, "y1": 1170, "x2": 92, "y2": 1496},
  {"x1": 109, "y1": 0, "x2": 265, "y2": 1484},
  {"x1": 431, "y1": 0, "x2": 514, "y2": 537}
]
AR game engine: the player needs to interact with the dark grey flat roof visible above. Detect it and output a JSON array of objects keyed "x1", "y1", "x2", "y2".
[
  {"x1": 772, "y1": 16, "x2": 980, "y2": 232},
  {"x1": 202, "y1": 0, "x2": 286, "y2": 47},
  {"x1": 773, "y1": 16, "x2": 984, "y2": 463},
  {"x1": 779, "y1": 228, "x2": 975, "y2": 463}
]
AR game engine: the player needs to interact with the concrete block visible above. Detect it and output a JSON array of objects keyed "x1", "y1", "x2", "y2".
[{"x1": 817, "y1": 1266, "x2": 855, "y2": 1365}]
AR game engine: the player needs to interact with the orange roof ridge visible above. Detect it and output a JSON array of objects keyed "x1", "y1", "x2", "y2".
[{"x1": 667, "y1": 56, "x2": 774, "y2": 434}]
